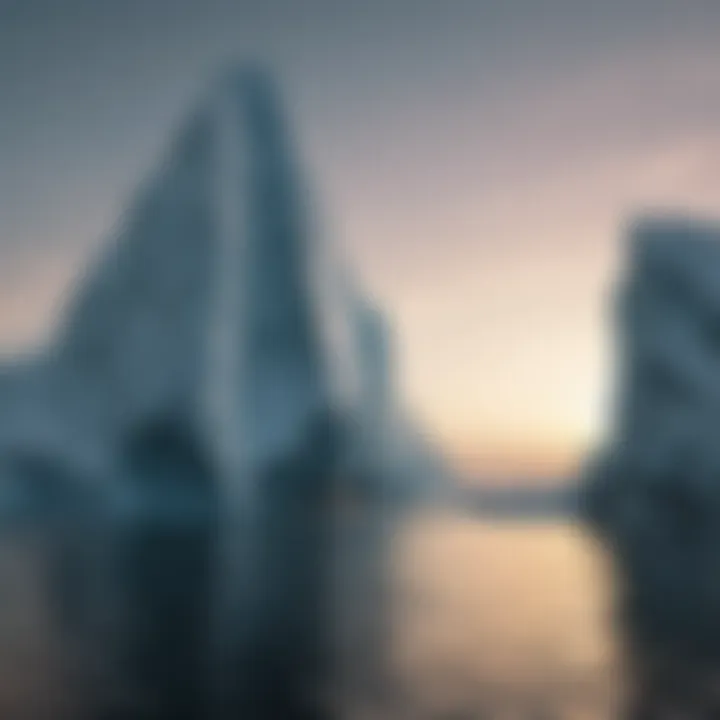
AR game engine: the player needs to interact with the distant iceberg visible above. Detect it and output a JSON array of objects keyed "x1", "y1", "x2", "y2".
[{"x1": 582, "y1": 214, "x2": 720, "y2": 710}]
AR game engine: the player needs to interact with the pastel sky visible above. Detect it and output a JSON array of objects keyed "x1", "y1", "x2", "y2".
[{"x1": 3, "y1": 0, "x2": 720, "y2": 480}]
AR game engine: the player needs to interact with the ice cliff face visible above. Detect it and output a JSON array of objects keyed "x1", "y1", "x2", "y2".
[
  {"x1": 49, "y1": 70, "x2": 334, "y2": 474},
  {"x1": 583, "y1": 215, "x2": 720, "y2": 661}
]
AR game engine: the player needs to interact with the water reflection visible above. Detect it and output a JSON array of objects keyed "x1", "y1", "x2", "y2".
[
  {"x1": 383, "y1": 512, "x2": 618, "y2": 719},
  {"x1": 0, "y1": 508, "x2": 617, "y2": 719}
]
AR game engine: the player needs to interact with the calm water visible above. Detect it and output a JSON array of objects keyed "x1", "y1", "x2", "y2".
[
  {"x1": 386, "y1": 511, "x2": 620, "y2": 719},
  {"x1": 0, "y1": 513, "x2": 619, "y2": 719}
]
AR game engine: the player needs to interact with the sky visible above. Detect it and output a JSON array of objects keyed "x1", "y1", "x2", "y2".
[{"x1": 2, "y1": 0, "x2": 720, "y2": 481}]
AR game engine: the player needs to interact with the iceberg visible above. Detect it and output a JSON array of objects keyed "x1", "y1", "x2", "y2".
[
  {"x1": 0, "y1": 66, "x2": 449, "y2": 718},
  {"x1": 582, "y1": 214, "x2": 720, "y2": 712}
]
